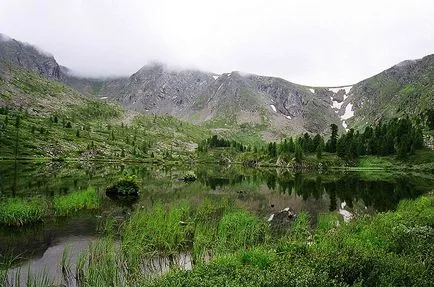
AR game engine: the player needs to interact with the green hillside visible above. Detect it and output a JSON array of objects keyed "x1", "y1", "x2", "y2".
[
  {"x1": 348, "y1": 55, "x2": 434, "y2": 129},
  {"x1": 0, "y1": 64, "x2": 210, "y2": 160}
]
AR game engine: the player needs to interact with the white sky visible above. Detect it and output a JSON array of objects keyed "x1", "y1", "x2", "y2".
[{"x1": 0, "y1": 0, "x2": 433, "y2": 86}]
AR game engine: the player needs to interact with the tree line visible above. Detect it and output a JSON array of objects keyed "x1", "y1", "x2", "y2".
[{"x1": 198, "y1": 116, "x2": 426, "y2": 160}]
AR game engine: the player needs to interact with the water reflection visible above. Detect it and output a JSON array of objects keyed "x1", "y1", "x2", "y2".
[{"x1": 197, "y1": 168, "x2": 425, "y2": 212}]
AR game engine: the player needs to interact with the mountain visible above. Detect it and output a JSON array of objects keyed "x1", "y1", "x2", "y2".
[
  {"x1": 0, "y1": 33, "x2": 64, "y2": 80},
  {"x1": 1, "y1": 33, "x2": 433, "y2": 142},
  {"x1": 66, "y1": 63, "x2": 345, "y2": 139},
  {"x1": 0, "y1": 56, "x2": 209, "y2": 159},
  {"x1": 342, "y1": 55, "x2": 434, "y2": 129}
]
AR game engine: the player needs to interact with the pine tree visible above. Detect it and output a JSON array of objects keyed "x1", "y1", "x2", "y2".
[
  {"x1": 426, "y1": 109, "x2": 434, "y2": 129},
  {"x1": 295, "y1": 142, "x2": 303, "y2": 163},
  {"x1": 14, "y1": 115, "x2": 20, "y2": 159},
  {"x1": 316, "y1": 138, "x2": 324, "y2": 159},
  {"x1": 412, "y1": 127, "x2": 424, "y2": 149},
  {"x1": 336, "y1": 134, "x2": 347, "y2": 158},
  {"x1": 327, "y1": 124, "x2": 338, "y2": 153},
  {"x1": 312, "y1": 134, "x2": 322, "y2": 152},
  {"x1": 301, "y1": 133, "x2": 312, "y2": 152},
  {"x1": 288, "y1": 137, "x2": 295, "y2": 153}
]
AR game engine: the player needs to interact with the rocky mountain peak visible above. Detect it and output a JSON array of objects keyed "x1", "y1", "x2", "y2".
[{"x1": 0, "y1": 33, "x2": 63, "y2": 80}]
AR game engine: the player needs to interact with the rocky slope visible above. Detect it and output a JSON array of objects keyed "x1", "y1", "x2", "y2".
[
  {"x1": 342, "y1": 55, "x2": 434, "y2": 129},
  {"x1": 66, "y1": 64, "x2": 344, "y2": 138},
  {"x1": 0, "y1": 33, "x2": 64, "y2": 80},
  {"x1": 1, "y1": 33, "x2": 433, "y2": 140}
]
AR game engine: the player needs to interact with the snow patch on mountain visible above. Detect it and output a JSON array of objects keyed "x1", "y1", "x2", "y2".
[
  {"x1": 332, "y1": 100, "x2": 343, "y2": 109},
  {"x1": 341, "y1": 103, "x2": 354, "y2": 120},
  {"x1": 328, "y1": 86, "x2": 352, "y2": 94},
  {"x1": 329, "y1": 87, "x2": 341, "y2": 93},
  {"x1": 342, "y1": 120, "x2": 348, "y2": 130}
]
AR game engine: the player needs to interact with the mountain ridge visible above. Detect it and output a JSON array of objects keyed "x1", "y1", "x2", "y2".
[{"x1": 1, "y1": 33, "x2": 433, "y2": 140}]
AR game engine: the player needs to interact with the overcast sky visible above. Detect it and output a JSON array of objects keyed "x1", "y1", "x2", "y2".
[{"x1": 0, "y1": 0, "x2": 433, "y2": 86}]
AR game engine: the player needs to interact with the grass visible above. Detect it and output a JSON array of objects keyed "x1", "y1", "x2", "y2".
[
  {"x1": 147, "y1": 195, "x2": 434, "y2": 287},
  {"x1": 53, "y1": 187, "x2": 100, "y2": 216},
  {"x1": 0, "y1": 197, "x2": 46, "y2": 226},
  {"x1": 355, "y1": 149, "x2": 434, "y2": 172},
  {"x1": 0, "y1": 187, "x2": 101, "y2": 226},
  {"x1": 6, "y1": 194, "x2": 434, "y2": 286},
  {"x1": 316, "y1": 213, "x2": 339, "y2": 232},
  {"x1": 121, "y1": 199, "x2": 272, "y2": 263},
  {"x1": 122, "y1": 202, "x2": 193, "y2": 257},
  {"x1": 216, "y1": 210, "x2": 268, "y2": 252}
]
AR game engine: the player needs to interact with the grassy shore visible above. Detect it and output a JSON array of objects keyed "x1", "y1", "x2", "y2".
[
  {"x1": 0, "y1": 197, "x2": 46, "y2": 226},
  {"x1": 3, "y1": 194, "x2": 432, "y2": 286},
  {"x1": 0, "y1": 187, "x2": 100, "y2": 226},
  {"x1": 53, "y1": 187, "x2": 100, "y2": 216}
]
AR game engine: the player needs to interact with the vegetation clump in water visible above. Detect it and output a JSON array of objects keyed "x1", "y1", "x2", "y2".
[
  {"x1": 106, "y1": 179, "x2": 139, "y2": 197},
  {"x1": 0, "y1": 197, "x2": 46, "y2": 226},
  {"x1": 0, "y1": 187, "x2": 101, "y2": 226},
  {"x1": 53, "y1": 187, "x2": 100, "y2": 216},
  {"x1": 183, "y1": 171, "x2": 197, "y2": 182}
]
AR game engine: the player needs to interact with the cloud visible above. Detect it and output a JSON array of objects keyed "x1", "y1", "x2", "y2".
[{"x1": 0, "y1": 0, "x2": 433, "y2": 86}]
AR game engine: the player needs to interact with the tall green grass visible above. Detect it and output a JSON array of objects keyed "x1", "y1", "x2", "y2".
[
  {"x1": 0, "y1": 197, "x2": 46, "y2": 226},
  {"x1": 0, "y1": 187, "x2": 100, "y2": 226},
  {"x1": 216, "y1": 210, "x2": 269, "y2": 252},
  {"x1": 121, "y1": 198, "x2": 274, "y2": 267},
  {"x1": 147, "y1": 195, "x2": 434, "y2": 287},
  {"x1": 1, "y1": 268, "x2": 54, "y2": 287},
  {"x1": 53, "y1": 187, "x2": 100, "y2": 216},
  {"x1": 122, "y1": 202, "x2": 192, "y2": 258},
  {"x1": 7, "y1": 195, "x2": 434, "y2": 286}
]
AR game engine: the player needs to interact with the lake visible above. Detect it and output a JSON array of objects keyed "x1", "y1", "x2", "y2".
[{"x1": 0, "y1": 160, "x2": 431, "y2": 284}]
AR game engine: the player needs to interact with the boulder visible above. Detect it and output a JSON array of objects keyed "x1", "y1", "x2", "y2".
[{"x1": 268, "y1": 207, "x2": 296, "y2": 224}]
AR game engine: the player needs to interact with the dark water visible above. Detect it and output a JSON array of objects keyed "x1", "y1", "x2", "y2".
[{"x1": 0, "y1": 160, "x2": 431, "y2": 282}]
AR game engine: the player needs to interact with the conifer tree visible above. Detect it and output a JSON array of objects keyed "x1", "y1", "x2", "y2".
[
  {"x1": 316, "y1": 138, "x2": 324, "y2": 159},
  {"x1": 295, "y1": 141, "x2": 303, "y2": 163},
  {"x1": 327, "y1": 124, "x2": 338, "y2": 153}
]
